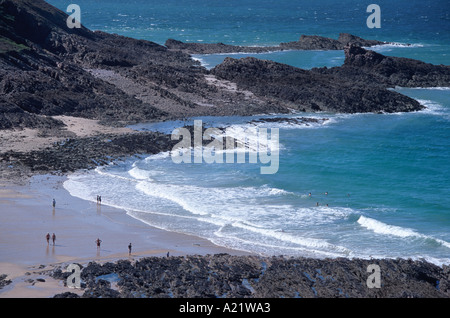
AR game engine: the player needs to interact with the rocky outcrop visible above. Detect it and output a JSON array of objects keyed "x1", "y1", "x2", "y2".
[
  {"x1": 0, "y1": 131, "x2": 177, "y2": 174},
  {"x1": 51, "y1": 254, "x2": 450, "y2": 298},
  {"x1": 279, "y1": 33, "x2": 386, "y2": 51},
  {"x1": 165, "y1": 39, "x2": 280, "y2": 54},
  {"x1": 210, "y1": 43, "x2": 450, "y2": 113},
  {"x1": 1, "y1": 0, "x2": 448, "y2": 181},
  {"x1": 0, "y1": 274, "x2": 12, "y2": 290},
  {"x1": 0, "y1": 0, "x2": 294, "y2": 131},
  {"x1": 337, "y1": 33, "x2": 387, "y2": 48},
  {"x1": 312, "y1": 45, "x2": 450, "y2": 88},
  {"x1": 166, "y1": 33, "x2": 387, "y2": 54},
  {"x1": 0, "y1": 0, "x2": 172, "y2": 129},
  {"x1": 211, "y1": 56, "x2": 423, "y2": 113},
  {"x1": 279, "y1": 34, "x2": 343, "y2": 50},
  {"x1": 1, "y1": 0, "x2": 445, "y2": 135},
  {"x1": 0, "y1": 0, "x2": 265, "y2": 130}
]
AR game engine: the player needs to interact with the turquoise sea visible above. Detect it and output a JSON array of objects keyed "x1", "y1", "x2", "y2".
[{"x1": 47, "y1": 0, "x2": 450, "y2": 264}]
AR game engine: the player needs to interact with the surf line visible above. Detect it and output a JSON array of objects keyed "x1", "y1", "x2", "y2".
[{"x1": 170, "y1": 120, "x2": 279, "y2": 174}]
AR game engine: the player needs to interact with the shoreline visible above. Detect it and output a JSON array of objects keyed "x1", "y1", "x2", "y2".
[
  {"x1": 1, "y1": 163, "x2": 449, "y2": 298},
  {"x1": 0, "y1": 173, "x2": 249, "y2": 298},
  {"x1": 0, "y1": 98, "x2": 449, "y2": 298},
  {"x1": 1, "y1": 139, "x2": 450, "y2": 298}
]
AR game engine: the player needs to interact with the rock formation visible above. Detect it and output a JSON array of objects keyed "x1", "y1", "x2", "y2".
[
  {"x1": 165, "y1": 33, "x2": 387, "y2": 54},
  {"x1": 210, "y1": 56, "x2": 423, "y2": 113},
  {"x1": 312, "y1": 44, "x2": 450, "y2": 88},
  {"x1": 1, "y1": 0, "x2": 447, "y2": 135},
  {"x1": 51, "y1": 254, "x2": 450, "y2": 298}
]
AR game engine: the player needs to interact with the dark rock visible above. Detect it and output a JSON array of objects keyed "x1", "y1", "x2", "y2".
[
  {"x1": 0, "y1": 1, "x2": 447, "y2": 191},
  {"x1": 166, "y1": 33, "x2": 387, "y2": 54},
  {"x1": 0, "y1": 131, "x2": 178, "y2": 173},
  {"x1": 0, "y1": 274, "x2": 12, "y2": 289},
  {"x1": 0, "y1": 0, "x2": 445, "y2": 137},
  {"x1": 165, "y1": 38, "x2": 281, "y2": 54},
  {"x1": 51, "y1": 255, "x2": 450, "y2": 298},
  {"x1": 312, "y1": 44, "x2": 450, "y2": 88},
  {"x1": 279, "y1": 33, "x2": 386, "y2": 51},
  {"x1": 53, "y1": 292, "x2": 80, "y2": 298},
  {"x1": 211, "y1": 56, "x2": 423, "y2": 113},
  {"x1": 280, "y1": 34, "x2": 343, "y2": 50},
  {"x1": 337, "y1": 33, "x2": 386, "y2": 47}
]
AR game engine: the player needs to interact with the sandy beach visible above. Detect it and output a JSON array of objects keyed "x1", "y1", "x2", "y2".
[
  {"x1": 0, "y1": 114, "x2": 247, "y2": 298},
  {"x1": 0, "y1": 174, "x2": 247, "y2": 298},
  {"x1": 1, "y1": 0, "x2": 450, "y2": 300}
]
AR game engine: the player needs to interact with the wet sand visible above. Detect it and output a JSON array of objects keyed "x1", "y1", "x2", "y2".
[{"x1": 0, "y1": 174, "x2": 248, "y2": 298}]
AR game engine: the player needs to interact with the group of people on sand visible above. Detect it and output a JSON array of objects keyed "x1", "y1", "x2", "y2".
[
  {"x1": 96, "y1": 238, "x2": 132, "y2": 255},
  {"x1": 46, "y1": 232, "x2": 56, "y2": 246},
  {"x1": 48, "y1": 197, "x2": 169, "y2": 258},
  {"x1": 46, "y1": 234, "x2": 133, "y2": 256}
]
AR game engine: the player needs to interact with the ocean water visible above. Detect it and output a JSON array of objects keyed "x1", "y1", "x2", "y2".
[{"x1": 46, "y1": 0, "x2": 450, "y2": 264}]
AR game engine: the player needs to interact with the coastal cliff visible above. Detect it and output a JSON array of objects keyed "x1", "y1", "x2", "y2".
[
  {"x1": 1, "y1": 0, "x2": 447, "y2": 134},
  {"x1": 2, "y1": 0, "x2": 450, "y2": 178},
  {"x1": 1, "y1": 0, "x2": 450, "y2": 300},
  {"x1": 2, "y1": 0, "x2": 450, "y2": 175}
]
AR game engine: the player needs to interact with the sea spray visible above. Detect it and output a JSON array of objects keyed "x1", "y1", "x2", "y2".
[{"x1": 170, "y1": 120, "x2": 279, "y2": 174}]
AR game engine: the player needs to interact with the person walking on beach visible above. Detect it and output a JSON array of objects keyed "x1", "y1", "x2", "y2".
[
  {"x1": 52, "y1": 198, "x2": 56, "y2": 208},
  {"x1": 46, "y1": 233, "x2": 50, "y2": 245},
  {"x1": 128, "y1": 243, "x2": 132, "y2": 255},
  {"x1": 52, "y1": 233, "x2": 56, "y2": 246},
  {"x1": 96, "y1": 238, "x2": 102, "y2": 249}
]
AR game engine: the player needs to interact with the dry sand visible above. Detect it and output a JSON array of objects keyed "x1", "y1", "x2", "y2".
[
  {"x1": 0, "y1": 115, "x2": 134, "y2": 154},
  {"x1": 0, "y1": 113, "x2": 247, "y2": 298},
  {"x1": 0, "y1": 174, "x2": 247, "y2": 298}
]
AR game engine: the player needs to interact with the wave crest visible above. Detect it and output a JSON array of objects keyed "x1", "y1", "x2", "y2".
[{"x1": 357, "y1": 216, "x2": 450, "y2": 249}]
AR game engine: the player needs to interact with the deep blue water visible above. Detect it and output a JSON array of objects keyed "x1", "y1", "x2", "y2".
[
  {"x1": 48, "y1": 0, "x2": 450, "y2": 46},
  {"x1": 47, "y1": 0, "x2": 450, "y2": 264}
]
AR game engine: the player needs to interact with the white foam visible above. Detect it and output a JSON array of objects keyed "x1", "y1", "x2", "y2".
[
  {"x1": 63, "y1": 174, "x2": 97, "y2": 203},
  {"x1": 416, "y1": 99, "x2": 448, "y2": 117},
  {"x1": 191, "y1": 56, "x2": 212, "y2": 69},
  {"x1": 95, "y1": 166, "x2": 136, "y2": 182},
  {"x1": 402, "y1": 87, "x2": 450, "y2": 91},
  {"x1": 247, "y1": 116, "x2": 332, "y2": 130},
  {"x1": 63, "y1": 141, "x2": 450, "y2": 264},
  {"x1": 267, "y1": 187, "x2": 291, "y2": 196},
  {"x1": 358, "y1": 215, "x2": 420, "y2": 238},
  {"x1": 212, "y1": 227, "x2": 350, "y2": 258},
  {"x1": 144, "y1": 151, "x2": 171, "y2": 161},
  {"x1": 136, "y1": 181, "x2": 211, "y2": 216},
  {"x1": 209, "y1": 124, "x2": 283, "y2": 155},
  {"x1": 227, "y1": 220, "x2": 352, "y2": 255},
  {"x1": 366, "y1": 42, "x2": 425, "y2": 51},
  {"x1": 357, "y1": 216, "x2": 450, "y2": 249},
  {"x1": 128, "y1": 166, "x2": 154, "y2": 181}
]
